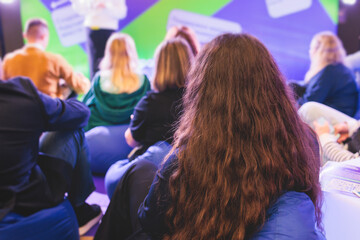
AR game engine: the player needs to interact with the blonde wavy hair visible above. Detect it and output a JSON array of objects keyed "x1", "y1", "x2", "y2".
[
  {"x1": 99, "y1": 33, "x2": 139, "y2": 93},
  {"x1": 305, "y1": 31, "x2": 346, "y2": 82}
]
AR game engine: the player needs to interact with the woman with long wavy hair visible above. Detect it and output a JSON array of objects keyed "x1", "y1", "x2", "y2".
[{"x1": 138, "y1": 33, "x2": 325, "y2": 239}]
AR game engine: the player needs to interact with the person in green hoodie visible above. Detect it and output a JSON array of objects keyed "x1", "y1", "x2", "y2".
[
  {"x1": 83, "y1": 32, "x2": 150, "y2": 131},
  {"x1": 83, "y1": 33, "x2": 150, "y2": 173}
]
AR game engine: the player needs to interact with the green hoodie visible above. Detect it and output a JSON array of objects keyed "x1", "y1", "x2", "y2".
[{"x1": 82, "y1": 72, "x2": 150, "y2": 131}]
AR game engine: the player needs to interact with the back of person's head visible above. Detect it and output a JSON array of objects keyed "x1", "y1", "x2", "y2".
[
  {"x1": 100, "y1": 32, "x2": 139, "y2": 93},
  {"x1": 152, "y1": 38, "x2": 194, "y2": 92},
  {"x1": 165, "y1": 25, "x2": 200, "y2": 56},
  {"x1": 310, "y1": 31, "x2": 345, "y2": 66},
  {"x1": 166, "y1": 33, "x2": 322, "y2": 239},
  {"x1": 24, "y1": 18, "x2": 48, "y2": 41}
]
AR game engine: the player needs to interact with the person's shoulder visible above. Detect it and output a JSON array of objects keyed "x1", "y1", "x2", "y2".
[
  {"x1": 140, "y1": 89, "x2": 157, "y2": 101},
  {"x1": 325, "y1": 63, "x2": 352, "y2": 74},
  {"x1": 152, "y1": 88, "x2": 184, "y2": 104},
  {"x1": 0, "y1": 76, "x2": 38, "y2": 95},
  {"x1": 272, "y1": 191, "x2": 312, "y2": 210},
  {"x1": 45, "y1": 52, "x2": 71, "y2": 65},
  {"x1": 45, "y1": 51, "x2": 65, "y2": 60},
  {"x1": 147, "y1": 88, "x2": 182, "y2": 97},
  {"x1": 3, "y1": 48, "x2": 25, "y2": 62},
  {"x1": 329, "y1": 63, "x2": 356, "y2": 81},
  {"x1": 135, "y1": 90, "x2": 155, "y2": 106},
  {"x1": 253, "y1": 191, "x2": 324, "y2": 240},
  {"x1": 158, "y1": 151, "x2": 179, "y2": 179}
]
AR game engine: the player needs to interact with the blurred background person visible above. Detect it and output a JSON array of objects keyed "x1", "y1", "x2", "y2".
[
  {"x1": 3, "y1": 18, "x2": 90, "y2": 99},
  {"x1": 71, "y1": 0, "x2": 127, "y2": 79},
  {"x1": 293, "y1": 31, "x2": 359, "y2": 117}
]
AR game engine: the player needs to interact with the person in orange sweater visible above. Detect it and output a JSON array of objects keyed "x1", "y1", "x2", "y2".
[{"x1": 3, "y1": 18, "x2": 90, "y2": 99}]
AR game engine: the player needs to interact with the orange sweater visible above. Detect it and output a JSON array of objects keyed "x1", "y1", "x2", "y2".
[{"x1": 3, "y1": 46, "x2": 90, "y2": 98}]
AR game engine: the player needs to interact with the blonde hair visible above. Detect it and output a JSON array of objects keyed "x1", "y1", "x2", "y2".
[
  {"x1": 305, "y1": 31, "x2": 346, "y2": 82},
  {"x1": 153, "y1": 38, "x2": 194, "y2": 92},
  {"x1": 24, "y1": 18, "x2": 48, "y2": 40},
  {"x1": 99, "y1": 33, "x2": 139, "y2": 93}
]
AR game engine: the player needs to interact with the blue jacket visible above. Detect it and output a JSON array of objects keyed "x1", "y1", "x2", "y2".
[
  {"x1": 298, "y1": 63, "x2": 358, "y2": 117},
  {"x1": 252, "y1": 191, "x2": 325, "y2": 240},
  {"x1": 0, "y1": 77, "x2": 90, "y2": 216},
  {"x1": 139, "y1": 155, "x2": 325, "y2": 240}
]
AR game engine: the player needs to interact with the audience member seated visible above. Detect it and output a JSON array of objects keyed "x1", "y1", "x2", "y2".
[
  {"x1": 104, "y1": 37, "x2": 194, "y2": 197},
  {"x1": 83, "y1": 33, "x2": 150, "y2": 174},
  {"x1": 82, "y1": 33, "x2": 150, "y2": 131},
  {"x1": 0, "y1": 74, "x2": 101, "y2": 236},
  {"x1": 299, "y1": 101, "x2": 360, "y2": 163},
  {"x1": 2, "y1": 18, "x2": 90, "y2": 99},
  {"x1": 95, "y1": 33, "x2": 325, "y2": 240},
  {"x1": 292, "y1": 31, "x2": 359, "y2": 117}
]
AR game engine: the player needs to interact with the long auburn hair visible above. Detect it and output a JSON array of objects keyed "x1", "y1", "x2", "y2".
[
  {"x1": 305, "y1": 31, "x2": 346, "y2": 82},
  {"x1": 99, "y1": 32, "x2": 139, "y2": 93},
  {"x1": 165, "y1": 33, "x2": 322, "y2": 239}
]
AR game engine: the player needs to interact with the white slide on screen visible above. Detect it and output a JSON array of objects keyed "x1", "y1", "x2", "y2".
[
  {"x1": 51, "y1": 4, "x2": 86, "y2": 47},
  {"x1": 265, "y1": 0, "x2": 312, "y2": 18},
  {"x1": 167, "y1": 9, "x2": 242, "y2": 46}
]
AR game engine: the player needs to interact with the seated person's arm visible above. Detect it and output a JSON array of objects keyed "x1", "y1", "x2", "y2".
[
  {"x1": 127, "y1": 96, "x2": 150, "y2": 147},
  {"x1": 37, "y1": 88, "x2": 90, "y2": 131},
  {"x1": 125, "y1": 127, "x2": 140, "y2": 148},
  {"x1": 314, "y1": 121, "x2": 359, "y2": 162},
  {"x1": 57, "y1": 55, "x2": 90, "y2": 95}
]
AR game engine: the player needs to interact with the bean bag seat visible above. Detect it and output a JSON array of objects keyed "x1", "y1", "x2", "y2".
[{"x1": 85, "y1": 124, "x2": 133, "y2": 174}]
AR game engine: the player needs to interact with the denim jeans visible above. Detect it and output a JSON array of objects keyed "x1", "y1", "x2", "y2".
[
  {"x1": 39, "y1": 129, "x2": 95, "y2": 207},
  {"x1": 105, "y1": 141, "x2": 172, "y2": 198}
]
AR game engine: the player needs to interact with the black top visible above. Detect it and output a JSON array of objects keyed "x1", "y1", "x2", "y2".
[
  {"x1": 130, "y1": 88, "x2": 184, "y2": 147},
  {"x1": 0, "y1": 77, "x2": 90, "y2": 215}
]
